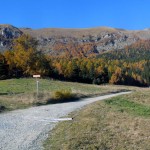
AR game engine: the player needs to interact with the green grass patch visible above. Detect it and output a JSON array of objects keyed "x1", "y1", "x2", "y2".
[
  {"x1": 105, "y1": 97, "x2": 150, "y2": 117},
  {"x1": 0, "y1": 78, "x2": 128, "y2": 112},
  {"x1": 0, "y1": 78, "x2": 104, "y2": 94}
]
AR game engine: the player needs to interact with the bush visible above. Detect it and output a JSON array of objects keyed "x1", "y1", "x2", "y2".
[{"x1": 53, "y1": 89, "x2": 73, "y2": 100}]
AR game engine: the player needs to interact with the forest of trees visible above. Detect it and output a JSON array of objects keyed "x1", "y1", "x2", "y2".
[{"x1": 0, "y1": 34, "x2": 149, "y2": 87}]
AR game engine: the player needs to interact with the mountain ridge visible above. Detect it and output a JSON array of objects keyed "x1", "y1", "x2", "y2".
[{"x1": 1, "y1": 24, "x2": 150, "y2": 57}]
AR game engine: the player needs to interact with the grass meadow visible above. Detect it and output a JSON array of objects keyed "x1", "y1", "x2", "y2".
[
  {"x1": 0, "y1": 78, "x2": 130, "y2": 112},
  {"x1": 44, "y1": 88, "x2": 150, "y2": 150}
]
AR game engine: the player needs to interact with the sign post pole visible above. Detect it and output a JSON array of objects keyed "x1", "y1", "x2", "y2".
[
  {"x1": 36, "y1": 79, "x2": 39, "y2": 96},
  {"x1": 33, "y1": 75, "x2": 41, "y2": 100}
]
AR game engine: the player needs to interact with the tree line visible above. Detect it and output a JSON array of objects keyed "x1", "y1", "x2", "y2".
[{"x1": 0, "y1": 35, "x2": 149, "y2": 87}]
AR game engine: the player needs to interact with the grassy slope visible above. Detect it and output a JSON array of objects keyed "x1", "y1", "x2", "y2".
[
  {"x1": 0, "y1": 78, "x2": 129, "y2": 111},
  {"x1": 44, "y1": 88, "x2": 150, "y2": 150}
]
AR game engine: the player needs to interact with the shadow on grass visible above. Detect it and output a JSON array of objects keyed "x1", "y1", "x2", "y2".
[
  {"x1": 0, "y1": 93, "x2": 8, "y2": 96},
  {"x1": 36, "y1": 95, "x2": 84, "y2": 106},
  {"x1": 0, "y1": 92, "x2": 24, "y2": 96},
  {"x1": 0, "y1": 105, "x2": 6, "y2": 113},
  {"x1": 109, "y1": 89, "x2": 131, "y2": 94}
]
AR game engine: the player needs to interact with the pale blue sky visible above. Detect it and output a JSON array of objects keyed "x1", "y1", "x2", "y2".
[{"x1": 0, "y1": 0, "x2": 150, "y2": 30}]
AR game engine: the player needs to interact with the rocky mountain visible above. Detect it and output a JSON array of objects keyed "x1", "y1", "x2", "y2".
[
  {"x1": 0, "y1": 24, "x2": 23, "y2": 52},
  {"x1": 1, "y1": 24, "x2": 150, "y2": 57}
]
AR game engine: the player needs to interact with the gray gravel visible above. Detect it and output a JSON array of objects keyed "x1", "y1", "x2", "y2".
[{"x1": 0, "y1": 92, "x2": 131, "y2": 150}]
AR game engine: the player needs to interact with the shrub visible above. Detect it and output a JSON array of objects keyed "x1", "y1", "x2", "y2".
[{"x1": 53, "y1": 89, "x2": 73, "y2": 100}]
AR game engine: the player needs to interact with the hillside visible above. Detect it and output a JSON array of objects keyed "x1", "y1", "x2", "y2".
[
  {"x1": 1, "y1": 24, "x2": 150, "y2": 57},
  {"x1": 97, "y1": 39, "x2": 150, "y2": 60}
]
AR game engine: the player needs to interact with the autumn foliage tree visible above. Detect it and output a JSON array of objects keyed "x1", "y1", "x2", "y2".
[
  {"x1": 1, "y1": 36, "x2": 149, "y2": 87},
  {"x1": 4, "y1": 34, "x2": 50, "y2": 76}
]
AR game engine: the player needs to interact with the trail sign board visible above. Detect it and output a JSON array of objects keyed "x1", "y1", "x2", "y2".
[{"x1": 33, "y1": 75, "x2": 41, "y2": 78}]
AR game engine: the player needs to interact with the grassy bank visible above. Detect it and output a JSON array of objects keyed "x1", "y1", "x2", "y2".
[
  {"x1": 0, "y1": 78, "x2": 130, "y2": 112},
  {"x1": 44, "y1": 88, "x2": 150, "y2": 150}
]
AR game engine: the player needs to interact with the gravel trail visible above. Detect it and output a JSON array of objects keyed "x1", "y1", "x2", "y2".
[{"x1": 0, "y1": 92, "x2": 131, "y2": 150}]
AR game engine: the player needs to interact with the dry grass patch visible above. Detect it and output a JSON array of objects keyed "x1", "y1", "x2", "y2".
[{"x1": 44, "y1": 89, "x2": 150, "y2": 150}]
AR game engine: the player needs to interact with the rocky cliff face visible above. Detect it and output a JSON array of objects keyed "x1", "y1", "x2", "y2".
[
  {"x1": 1, "y1": 24, "x2": 150, "y2": 57},
  {"x1": 0, "y1": 24, "x2": 23, "y2": 52}
]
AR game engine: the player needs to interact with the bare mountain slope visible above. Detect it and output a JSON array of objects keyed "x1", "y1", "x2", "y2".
[{"x1": 1, "y1": 24, "x2": 150, "y2": 57}]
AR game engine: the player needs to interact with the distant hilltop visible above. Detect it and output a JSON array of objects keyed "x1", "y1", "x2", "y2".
[{"x1": 1, "y1": 24, "x2": 150, "y2": 57}]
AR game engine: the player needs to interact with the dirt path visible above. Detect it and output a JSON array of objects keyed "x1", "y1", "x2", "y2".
[{"x1": 0, "y1": 92, "x2": 131, "y2": 150}]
